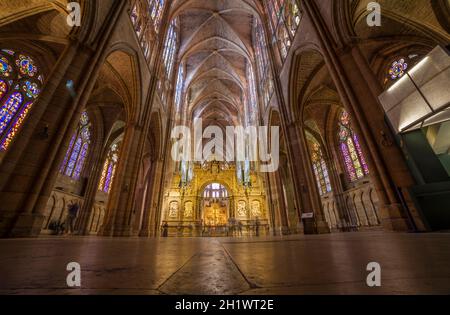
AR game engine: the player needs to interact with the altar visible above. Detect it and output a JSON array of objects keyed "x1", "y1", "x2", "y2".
[{"x1": 203, "y1": 202, "x2": 228, "y2": 226}]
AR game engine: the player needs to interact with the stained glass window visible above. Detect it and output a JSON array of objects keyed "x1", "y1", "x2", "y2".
[
  {"x1": 98, "y1": 142, "x2": 121, "y2": 194},
  {"x1": 0, "y1": 80, "x2": 8, "y2": 100},
  {"x1": 0, "y1": 50, "x2": 42, "y2": 151},
  {"x1": 130, "y1": 0, "x2": 166, "y2": 60},
  {"x1": 308, "y1": 139, "x2": 331, "y2": 195},
  {"x1": 247, "y1": 62, "x2": 258, "y2": 125},
  {"x1": 254, "y1": 17, "x2": 274, "y2": 109},
  {"x1": 162, "y1": 18, "x2": 178, "y2": 78},
  {"x1": 203, "y1": 183, "x2": 228, "y2": 198},
  {"x1": 265, "y1": 0, "x2": 302, "y2": 61},
  {"x1": 389, "y1": 58, "x2": 408, "y2": 80},
  {"x1": 338, "y1": 110, "x2": 369, "y2": 182},
  {"x1": 60, "y1": 111, "x2": 91, "y2": 180},
  {"x1": 174, "y1": 64, "x2": 184, "y2": 112},
  {"x1": 158, "y1": 18, "x2": 179, "y2": 106},
  {"x1": 385, "y1": 54, "x2": 423, "y2": 85}
]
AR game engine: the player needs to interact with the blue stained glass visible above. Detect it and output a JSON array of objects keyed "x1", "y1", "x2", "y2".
[
  {"x1": 0, "y1": 50, "x2": 42, "y2": 152},
  {"x1": 341, "y1": 142, "x2": 357, "y2": 182},
  {"x1": 0, "y1": 92, "x2": 23, "y2": 136},
  {"x1": 16, "y1": 54, "x2": 37, "y2": 77},
  {"x1": 73, "y1": 142, "x2": 88, "y2": 179},
  {"x1": 23, "y1": 81, "x2": 40, "y2": 98},
  {"x1": 60, "y1": 112, "x2": 90, "y2": 179},
  {"x1": 65, "y1": 137, "x2": 82, "y2": 177}
]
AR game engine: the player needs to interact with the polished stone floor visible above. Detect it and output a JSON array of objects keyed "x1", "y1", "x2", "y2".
[{"x1": 0, "y1": 231, "x2": 450, "y2": 295}]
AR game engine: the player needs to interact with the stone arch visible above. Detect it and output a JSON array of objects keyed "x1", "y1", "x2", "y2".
[
  {"x1": 104, "y1": 43, "x2": 144, "y2": 115},
  {"x1": 198, "y1": 180, "x2": 234, "y2": 198},
  {"x1": 332, "y1": 0, "x2": 448, "y2": 46},
  {"x1": 0, "y1": 1, "x2": 72, "y2": 38},
  {"x1": 289, "y1": 47, "x2": 326, "y2": 122},
  {"x1": 98, "y1": 49, "x2": 141, "y2": 123}
]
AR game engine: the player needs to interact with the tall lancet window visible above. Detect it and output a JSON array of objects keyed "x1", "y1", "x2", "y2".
[
  {"x1": 265, "y1": 0, "x2": 301, "y2": 61},
  {"x1": 308, "y1": 138, "x2": 332, "y2": 195},
  {"x1": 0, "y1": 49, "x2": 43, "y2": 151},
  {"x1": 98, "y1": 142, "x2": 121, "y2": 194},
  {"x1": 158, "y1": 17, "x2": 179, "y2": 105},
  {"x1": 254, "y1": 18, "x2": 274, "y2": 109},
  {"x1": 174, "y1": 64, "x2": 184, "y2": 112},
  {"x1": 150, "y1": 0, "x2": 166, "y2": 32},
  {"x1": 60, "y1": 112, "x2": 91, "y2": 180},
  {"x1": 247, "y1": 63, "x2": 258, "y2": 125},
  {"x1": 162, "y1": 18, "x2": 179, "y2": 78},
  {"x1": 130, "y1": 0, "x2": 166, "y2": 60},
  {"x1": 338, "y1": 110, "x2": 369, "y2": 182}
]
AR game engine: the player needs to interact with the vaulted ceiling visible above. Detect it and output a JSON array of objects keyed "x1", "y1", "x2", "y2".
[{"x1": 169, "y1": 0, "x2": 263, "y2": 129}]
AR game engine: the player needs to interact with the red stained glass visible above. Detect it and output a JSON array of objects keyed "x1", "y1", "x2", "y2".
[
  {"x1": 1, "y1": 101, "x2": 33, "y2": 151},
  {"x1": 340, "y1": 142, "x2": 357, "y2": 182},
  {"x1": 0, "y1": 92, "x2": 23, "y2": 136},
  {"x1": 338, "y1": 110, "x2": 369, "y2": 182},
  {"x1": 0, "y1": 50, "x2": 42, "y2": 152},
  {"x1": 0, "y1": 79, "x2": 7, "y2": 100}
]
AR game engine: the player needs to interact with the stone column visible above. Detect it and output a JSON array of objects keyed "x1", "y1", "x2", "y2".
[
  {"x1": 138, "y1": 158, "x2": 160, "y2": 236},
  {"x1": 76, "y1": 147, "x2": 106, "y2": 235},
  {"x1": 259, "y1": 15, "x2": 308, "y2": 233},
  {"x1": 100, "y1": 123, "x2": 145, "y2": 237},
  {"x1": 266, "y1": 170, "x2": 286, "y2": 235},
  {"x1": 285, "y1": 122, "x2": 330, "y2": 234},
  {"x1": 143, "y1": 158, "x2": 165, "y2": 236},
  {"x1": 274, "y1": 168, "x2": 290, "y2": 234}
]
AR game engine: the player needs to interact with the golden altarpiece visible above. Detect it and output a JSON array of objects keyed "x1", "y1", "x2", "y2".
[{"x1": 162, "y1": 158, "x2": 269, "y2": 237}]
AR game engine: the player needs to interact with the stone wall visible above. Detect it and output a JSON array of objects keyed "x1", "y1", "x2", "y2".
[{"x1": 320, "y1": 181, "x2": 381, "y2": 231}]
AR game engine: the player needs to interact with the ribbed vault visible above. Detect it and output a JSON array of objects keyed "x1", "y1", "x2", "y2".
[{"x1": 169, "y1": 0, "x2": 262, "y2": 128}]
